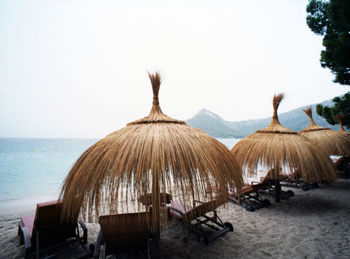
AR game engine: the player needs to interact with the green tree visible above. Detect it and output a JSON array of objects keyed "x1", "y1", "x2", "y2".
[
  {"x1": 316, "y1": 93, "x2": 350, "y2": 129},
  {"x1": 306, "y1": 0, "x2": 350, "y2": 85},
  {"x1": 307, "y1": 0, "x2": 350, "y2": 128}
]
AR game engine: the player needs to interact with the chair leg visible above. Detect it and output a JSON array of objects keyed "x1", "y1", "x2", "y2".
[
  {"x1": 18, "y1": 223, "x2": 32, "y2": 258},
  {"x1": 101, "y1": 244, "x2": 106, "y2": 259},
  {"x1": 78, "y1": 218, "x2": 88, "y2": 244},
  {"x1": 93, "y1": 230, "x2": 103, "y2": 259},
  {"x1": 213, "y1": 211, "x2": 218, "y2": 221},
  {"x1": 25, "y1": 247, "x2": 32, "y2": 259},
  {"x1": 36, "y1": 230, "x2": 40, "y2": 259},
  {"x1": 146, "y1": 237, "x2": 151, "y2": 259},
  {"x1": 18, "y1": 223, "x2": 24, "y2": 245}
]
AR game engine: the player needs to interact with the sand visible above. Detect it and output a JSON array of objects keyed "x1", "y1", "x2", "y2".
[{"x1": 1, "y1": 179, "x2": 350, "y2": 259}]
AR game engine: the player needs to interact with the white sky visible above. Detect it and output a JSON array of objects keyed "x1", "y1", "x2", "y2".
[{"x1": 0, "y1": 0, "x2": 349, "y2": 138}]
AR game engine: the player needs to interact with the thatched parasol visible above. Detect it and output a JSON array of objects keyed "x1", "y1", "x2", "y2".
[
  {"x1": 336, "y1": 114, "x2": 350, "y2": 136},
  {"x1": 59, "y1": 72, "x2": 243, "y2": 234},
  {"x1": 231, "y1": 94, "x2": 337, "y2": 201},
  {"x1": 299, "y1": 107, "x2": 350, "y2": 157}
]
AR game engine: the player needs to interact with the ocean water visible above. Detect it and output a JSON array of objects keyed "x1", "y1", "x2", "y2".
[
  {"x1": 0, "y1": 138, "x2": 240, "y2": 215},
  {"x1": 0, "y1": 138, "x2": 98, "y2": 214},
  {"x1": 217, "y1": 138, "x2": 241, "y2": 150}
]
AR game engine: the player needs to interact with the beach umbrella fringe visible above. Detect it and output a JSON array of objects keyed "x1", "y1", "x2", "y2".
[
  {"x1": 60, "y1": 72, "x2": 243, "y2": 227},
  {"x1": 231, "y1": 94, "x2": 337, "y2": 183},
  {"x1": 299, "y1": 107, "x2": 350, "y2": 157}
]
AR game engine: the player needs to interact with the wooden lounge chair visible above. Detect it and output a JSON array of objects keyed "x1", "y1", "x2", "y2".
[
  {"x1": 18, "y1": 200, "x2": 91, "y2": 259},
  {"x1": 138, "y1": 192, "x2": 172, "y2": 207},
  {"x1": 263, "y1": 179, "x2": 295, "y2": 198},
  {"x1": 93, "y1": 212, "x2": 154, "y2": 259},
  {"x1": 228, "y1": 182, "x2": 271, "y2": 212},
  {"x1": 167, "y1": 200, "x2": 233, "y2": 245},
  {"x1": 334, "y1": 156, "x2": 350, "y2": 179},
  {"x1": 279, "y1": 169, "x2": 319, "y2": 191},
  {"x1": 258, "y1": 172, "x2": 295, "y2": 200}
]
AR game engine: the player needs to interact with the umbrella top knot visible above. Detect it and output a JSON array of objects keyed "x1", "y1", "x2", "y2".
[
  {"x1": 127, "y1": 72, "x2": 186, "y2": 126},
  {"x1": 272, "y1": 93, "x2": 284, "y2": 120},
  {"x1": 299, "y1": 107, "x2": 329, "y2": 133},
  {"x1": 257, "y1": 93, "x2": 296, "y2": 134},
  {"x1": 336, "y1": 114, "x2": 346, "y2": 132},
  {"x1": 303, "y1": 107, "x2": 316, "y2": 126},
  {"x1": 149, "y1": 72, "x2": 160, "y2": 106}
]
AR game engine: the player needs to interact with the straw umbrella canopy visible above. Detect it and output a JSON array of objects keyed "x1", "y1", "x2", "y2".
[
  {"x1": 335, "y1": 115, "x2": 350, "y2": 176},
  {"x1": 299, "y1": 107, "x2": 350, "y2": 157},
  {"x1": 231, "y1": 94, "x2": 337, "y2": 201},
  {"x1": 59, "y1": 72, "x2": 243, "y2": 233}
]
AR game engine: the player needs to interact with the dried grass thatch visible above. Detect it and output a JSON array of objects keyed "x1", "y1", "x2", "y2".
[
  {"x1": 299, "y1": 107, "x2": 350, "y2": 157},
  {"x1": 231, "y1": 94, "x2": 337, "y2": 184},
  {"x1": 59, "y1": 72, "x2": 243, "y2": 231}
]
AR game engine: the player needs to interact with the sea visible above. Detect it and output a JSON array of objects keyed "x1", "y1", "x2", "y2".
[{"x1": 0, "y1": 138, "x2": 240, "y2": 215}]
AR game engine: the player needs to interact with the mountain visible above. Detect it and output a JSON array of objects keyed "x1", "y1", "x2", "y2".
[
  {"x1": 186, "y1": 109, "x2": 242, "y2": 138},
  {"x1": 186, "y1": 100, "x2": 339, "y2": 138}
]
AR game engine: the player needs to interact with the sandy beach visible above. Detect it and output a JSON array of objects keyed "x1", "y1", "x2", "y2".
[{"x1": 1, "y1": 179, "x2": 350, "y2": 259}]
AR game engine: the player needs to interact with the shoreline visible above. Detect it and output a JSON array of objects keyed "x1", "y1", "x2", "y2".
[
  {"x1": 1, "y1": 179, "x2": 349, "y2": 258},
  {"x1": 0, "y1": 194, "x2": 60, "y2": 217}
]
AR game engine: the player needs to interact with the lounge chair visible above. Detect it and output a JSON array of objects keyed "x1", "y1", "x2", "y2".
[
  {"x1": 227, "y1": 182, "x2": 271, "y2": 212},
  {"x1": 279, "y1": 169, "x2": 319, "y2": 191},
  {"x1": 138, "y1": 192, "x2": 172, "y2": 211},
  {"x1": 167, "y1": 200, "x2": 233, "y2": 245},
  {"x1": 262, "y1": 179, "x2": 295, "y2": 199},
  {"x1": 258, "y1": 172, "x2": 295, "y2": 200},
  {"x1": 93, "y1": 212, "x2": 154, "y2": 259},
  {"x1": 334, "y1": 156, "x2": 350, "y2": 179},
  {"x1": 228, "y1": 169, "x2": 293, "y2": 203},
  {"x1": 17, "y1": 200, "x2": 91, "y2": 259}
]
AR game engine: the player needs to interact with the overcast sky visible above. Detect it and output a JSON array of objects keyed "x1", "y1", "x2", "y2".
[{"x1": 0, "y1": 0, "x2": 349, "y2": 138}]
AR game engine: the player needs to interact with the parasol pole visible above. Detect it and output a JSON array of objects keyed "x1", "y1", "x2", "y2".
[
  {"x1": 274, "y1": 163, "x2": 281, "y2": 202},
  {"x1": 152, "y1": 171, "x2": 160, "y2": 235},
  {"x1": 151, "y1": 169, "x2": 160, "y2": 258}
]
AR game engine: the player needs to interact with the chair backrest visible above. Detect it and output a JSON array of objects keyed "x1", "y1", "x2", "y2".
[
  {"x1": 32, "y1": 200, "x2": 77, "y2": 249},
  {"x1": 185, "y1": 200, "x2": 220, "y2": 222},
  {"x1": 289, "y1": 169, "x2": 301, "y2": 180},
  {"x1": 139, "y1": 192, "x2": 172, "y2": 206},
  {"x1": 238, "y1": 184, "x2": 255, "y2": 194},
  {"x1": 99, "y1": 212, "x2": 151, "y2": 254},
  {"x1": 261, "y1": 168, "x2": 287, "y2": 182}
]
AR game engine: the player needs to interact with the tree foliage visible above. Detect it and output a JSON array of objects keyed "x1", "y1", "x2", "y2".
[
  {"x1": 306, "y1": 0, "x2": 350, "y2": 85},
  {"x1": 316, "y1": 93, "x2": 350, "y2": 128}
]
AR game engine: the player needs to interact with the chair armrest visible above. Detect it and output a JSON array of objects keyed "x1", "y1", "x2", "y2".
[
  {"x1": 78, "y1": 218, "x2": 88, "y2": 244},
  {"x1": 93, "y1": 230, "x2": 102, "y2": 259},
  {"x1": 194, "y1": 200, "x2": 204, "y2": 205},
  {"x1": 167, "y1": 206, "x2": 185, "y2": 219},
  {"x1": 18, "y1": 223, "x2": 31, "y2": 249}
]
